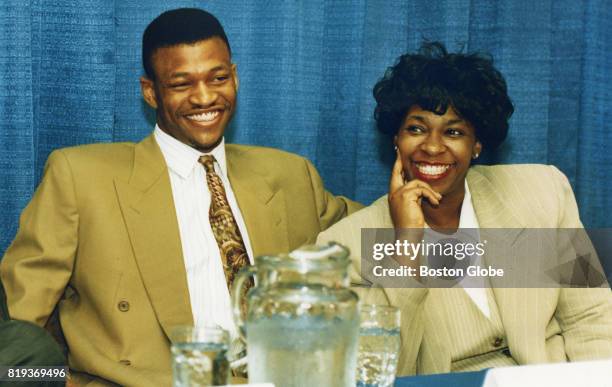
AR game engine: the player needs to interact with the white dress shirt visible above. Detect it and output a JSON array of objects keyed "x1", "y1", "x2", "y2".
[
  {"x1": 457, "y1": 181, "x2": 491, "y2": 318},
  {"x1": 426, "y1": 180, "x2": 493, "y2": 318},
  {"x1": 154, "y1": 126, "x2": 254, "y2": 339}
]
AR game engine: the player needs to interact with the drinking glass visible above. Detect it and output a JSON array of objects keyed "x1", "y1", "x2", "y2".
[
  {"x1": 170, "y1": 325, "x2": 230, "y2": 386},
  {"x1": 356, "y1": 304, "x2": 401, "y2": 387}
]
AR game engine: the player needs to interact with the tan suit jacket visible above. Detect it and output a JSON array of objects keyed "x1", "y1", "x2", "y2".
[
  {"x1": 0, "y1": 134, "x2": 361, "y2": 386},
  {"x1": 318, "y1": 164, "x2": 612, "y2": 376}
]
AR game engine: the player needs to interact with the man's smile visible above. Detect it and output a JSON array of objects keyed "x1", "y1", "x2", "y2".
[{"x1": 185, "y1": 109, "x2": 223, "y2": 127}]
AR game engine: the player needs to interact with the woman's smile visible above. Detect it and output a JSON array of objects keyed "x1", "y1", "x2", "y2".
[{"x1": 411, "y1": 161, "x2": 455, "y2": 181}]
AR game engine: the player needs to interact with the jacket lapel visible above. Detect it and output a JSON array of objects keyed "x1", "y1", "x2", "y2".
[
  {"x1": 226, "y1": 145, "x2": 289, "y2": 257},
  {"x1": 114, "y1": 135, "x2": 193, "y2": 339},
  {"x1": 467, "y1": 167, "x2": 525, "y2": 230},
  {"x1": 467, "y1": 167, "x2": 551, "y2": 363}
]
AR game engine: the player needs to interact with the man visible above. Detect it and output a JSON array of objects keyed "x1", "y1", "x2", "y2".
[
  {"x1": 0, "y1": 280, "x2": 66, "y2": 387},
  {"x1": 1, "y1": 8, "x2": 360, "y2": 386}
]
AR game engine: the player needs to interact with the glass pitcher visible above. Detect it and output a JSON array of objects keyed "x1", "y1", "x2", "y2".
[{"x1": 232, "y1": 243, "x2": 359, "y2": 387}]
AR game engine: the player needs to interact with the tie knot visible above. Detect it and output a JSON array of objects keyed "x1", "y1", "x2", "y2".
[{"x1": 199, "y1": 155, "x2": 216, "y2": 173}]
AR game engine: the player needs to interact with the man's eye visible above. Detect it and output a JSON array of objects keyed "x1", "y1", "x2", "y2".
[
  {"x1": 169, "y1": 83, "x2": 189, "y2": 89},
  {"x1": 213, "y1": 75, "x2": 229, "y2": 82}
]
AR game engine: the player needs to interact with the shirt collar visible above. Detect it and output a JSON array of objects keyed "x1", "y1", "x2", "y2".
[
  {"x1": 154, "y1": 125, "x2": 228, "y2": 179},
  {"x1": 459, "y1": 178, "x2": 479, "y2": 228}
]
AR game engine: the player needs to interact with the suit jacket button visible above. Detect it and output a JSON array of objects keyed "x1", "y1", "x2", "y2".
[
  {"x1": 502, "y1": 348, "x2": 512, "y2": 357},
  {"x1": 118, "y1": 300, "x2": 130, "y2": 312},
  {"x1": 119, "y1": 359, "x2": 131, "y2": 366},
  {"x1": 493, "y1": 337, "x2": 504, "y2": 348}
]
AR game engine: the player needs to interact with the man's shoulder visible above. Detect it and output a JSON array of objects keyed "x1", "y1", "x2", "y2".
[
  {"x1": 319, "y1": 195, "x2": 390, "y2": 238},
  {"x1": 226, "y1": 144, "x2": 313, "y2": 177},
  {"x1": 46, "y1": 141, "x2": 139, "y2": 176},
  {"x1": 226, "y1": 143, "x2": 307, "y2": 163},
  {"x1": 57, "y1": 141, "x2": 136, "y2": 159}
]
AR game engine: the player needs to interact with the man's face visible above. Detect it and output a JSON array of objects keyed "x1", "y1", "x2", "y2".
[{"x1": 140, "y1": 38, "x2": 238, "y2": 152}]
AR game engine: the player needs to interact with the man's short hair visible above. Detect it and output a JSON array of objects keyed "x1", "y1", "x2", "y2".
[{"x1": 142, "y1": 8, "x2": 231, "y2": 80}]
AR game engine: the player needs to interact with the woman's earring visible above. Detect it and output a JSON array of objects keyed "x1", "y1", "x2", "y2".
[
  {"x1": 394, "y1": 145, "x2": 398, "y2": 151},
  {"x1": 472, "y1": 153, "x2": 480, "y2": 160}
]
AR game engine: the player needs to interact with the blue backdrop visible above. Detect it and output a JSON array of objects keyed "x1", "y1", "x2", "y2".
[{"x1": 1, "y1": 0, "x2": 611, "y2": 254}]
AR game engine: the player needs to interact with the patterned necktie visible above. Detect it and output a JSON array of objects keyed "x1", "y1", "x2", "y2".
[{"x1": 199, "y1": 155, "x2": 253, "y2": 306}]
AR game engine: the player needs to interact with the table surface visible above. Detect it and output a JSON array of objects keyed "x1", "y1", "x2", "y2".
[{"x1": 395, "y1": 369, "x2": 488, "y2": 387}]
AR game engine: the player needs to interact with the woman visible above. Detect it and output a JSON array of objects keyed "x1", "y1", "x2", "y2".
[{"x1": 317, "y1": 42, "x2": 612, "y2": 375}]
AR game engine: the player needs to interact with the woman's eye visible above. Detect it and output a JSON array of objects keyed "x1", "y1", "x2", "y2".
[
  {"x1": 446, "y1": 128, "x2": 464, "y2": 136},
  {"x1": 405, "y1": 125, "x2": 425, "y2": 134}
]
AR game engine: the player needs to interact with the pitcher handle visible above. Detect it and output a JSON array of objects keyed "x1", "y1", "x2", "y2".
[{"x1": 232, "y1": 265, "x2": 257, "y2": 342}]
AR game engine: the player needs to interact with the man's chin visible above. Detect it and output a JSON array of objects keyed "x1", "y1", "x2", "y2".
[{"x1": 189, "y1": 136, "x2": 224, "y2": 153}]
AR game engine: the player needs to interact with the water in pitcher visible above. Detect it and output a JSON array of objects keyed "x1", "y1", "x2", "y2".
[{"x1": 247, "y1": 314, "x2": 359, "y2": 387}]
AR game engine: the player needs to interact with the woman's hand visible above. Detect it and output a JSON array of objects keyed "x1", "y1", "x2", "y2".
[
  {"x1": 388, "y1": 151, "x2": 442, "y2": 230},
  {"x1": 388, "y1": 151, "x2": 441, "y2": 274}
]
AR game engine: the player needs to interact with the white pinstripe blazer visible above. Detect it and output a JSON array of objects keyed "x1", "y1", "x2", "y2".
[{"x1": 317, "y1": 164, "x2": 612, "y2": 376}]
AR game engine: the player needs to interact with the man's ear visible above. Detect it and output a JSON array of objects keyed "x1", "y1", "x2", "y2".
[
  {"x1": 140, "y1": 77, "x2": 158, "y2": 109},
  {"x1": 231, "y1": 63, "x2": 239, "y2": 91}
]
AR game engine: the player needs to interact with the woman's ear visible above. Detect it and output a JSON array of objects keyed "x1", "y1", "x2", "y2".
[{"x1": 472, "y1": 141, "x2": 482, "y2": 159}]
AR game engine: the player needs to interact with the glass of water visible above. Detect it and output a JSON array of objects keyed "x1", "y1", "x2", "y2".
[
  {"x1": 170, "y1": 325, "x2": 230, "y2": 386},
  {"x1": 356, "y1": 304, "x2": 401, "y2": 387}
]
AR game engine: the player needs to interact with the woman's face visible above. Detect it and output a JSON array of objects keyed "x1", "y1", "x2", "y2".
[{"x1": 395, "y1": 105, "x2": 482, "y2": 199}]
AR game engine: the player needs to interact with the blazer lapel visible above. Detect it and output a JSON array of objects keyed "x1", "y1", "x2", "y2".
[
  {"x1": 467, "y1": 167, "x2": 551, "y2": 363},
  {"x1": 226, "y1": 146, "x2": 289, "y2": 257},
  {"x1": 467, "y1": 167, "x2": 525, "y2": 230},
  {"x1": 114, "y1": 135, "x2": 193, "y2": 339}
]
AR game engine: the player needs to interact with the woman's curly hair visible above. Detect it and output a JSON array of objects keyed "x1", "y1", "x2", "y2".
[{"x1": 373, "y1": 41, "x2": 514, "y2": 149}]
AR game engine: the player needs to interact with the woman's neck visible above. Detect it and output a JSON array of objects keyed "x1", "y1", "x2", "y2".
[{"x1": 423, "y1": 186, "x2": 465, "y2": 231}]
